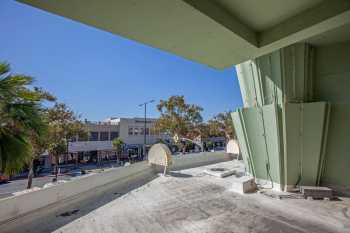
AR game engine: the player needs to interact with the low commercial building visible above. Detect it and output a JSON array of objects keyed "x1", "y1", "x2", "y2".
[
  {"x1": 41, "y1": 117, "x2": 166, "y2": 167},
  {"x1": 66, "y1": 117, "x2": 165, "y2": 163},
  {"x1": 79, "y1": 117, "x2": 162, "y2": 144}
]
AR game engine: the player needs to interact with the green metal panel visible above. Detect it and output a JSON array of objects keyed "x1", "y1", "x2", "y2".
[
  {"x1": 232, "y1": 104, "x2": 283, "y2": 185},
  {"x1": 241, "y1": 107, "x2": 269, "y2": 180},
  {"x1": 234, "y1": 43, "x2": 332, "y2": 191},
  {"x1": 283, "y1": 103, "x2": 301, "y2": 186},
  {"x1": 236, "y1": 60, "x2": 268, "y2": 108},
  {"x1": 302, "y1": 102, "x2": 327, "y2": 185},
  {"x1": 320, "y1": 103, "x2": 350, "y2": 186},
  {"x1": 234, "y1": 102, "x2": 328, "y2": 188},
  {"x1": 284, "y1": 102, "x2": 327, "y2": 186},
  {"x1": 231, "y1": 111, "x2": 252, "y2": 174},
  {"x1": 256, "y1": 51, "x2": 284, "y2": 107},
  {"x1": 237, "y1": 43, "x2": 314, "y2": 109},
  {"x1": 262, "y1": 104, "x2": 283, "y2": 185},
  {"x1": 314, "y1": 42, "x2": 350, "y2": 188},
  {"x1": 236, "y1": 62, "x2": 258, "y2": 108}
]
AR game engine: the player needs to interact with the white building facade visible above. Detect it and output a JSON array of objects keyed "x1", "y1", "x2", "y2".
[{"x1": 69, "y1": 117, "x2": 164, "y2": 153}]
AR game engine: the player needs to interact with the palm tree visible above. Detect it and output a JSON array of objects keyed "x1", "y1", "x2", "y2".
[
  {"x1": 0, "y1": 62, "x2": 54, "y2": 177},
  {"x1": 112, "y1": 137, "x2": 124, "y2": 163}
]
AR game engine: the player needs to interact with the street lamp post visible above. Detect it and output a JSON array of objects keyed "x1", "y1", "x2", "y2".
[{"x1": 139, "y1": 99, "x2": 155, "y2": 159}]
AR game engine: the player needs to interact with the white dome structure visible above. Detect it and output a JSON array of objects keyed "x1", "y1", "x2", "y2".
[
  {"x1": 148, "y1": 144, "x2": 172, "y2": 175},
  {"x1": 226, "y1": 139, "x2": 240, "y2": 155}
]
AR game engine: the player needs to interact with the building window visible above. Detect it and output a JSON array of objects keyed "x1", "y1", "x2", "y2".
[
  {"x1": 78, "y1": 132, "x2": 88, "y2": 141},
  {"x1": 128, "y1": 127, "x2": 133, "y2": 135},
  {"x1": 89, "y1": 132, "x2": 99, "y2": 141},
  {"x1": 100, "y1": 131, "x2": 109, "y2": 141},
  {"x1": 145, "y1": 128, "x2": 150, "y2": 135},
  {"x1": 110, "y1": 131, "x2": 119, "y2": 140},
  {"x1": 134, "y1": 127, "x2": 139, "y2": 135},
  {"x1": 140, "y1": 128, "x2": 144, "y2": 135}
]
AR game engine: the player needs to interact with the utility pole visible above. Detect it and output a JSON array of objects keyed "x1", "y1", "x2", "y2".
[{"x1": 138, "y1": 99, "x2": 154, "y2": 158}]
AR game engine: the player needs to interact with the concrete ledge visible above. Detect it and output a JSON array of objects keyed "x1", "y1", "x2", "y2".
[
  {"x1": 255, "y1": 178, "x2": 284, "y2": 192},
  {"x1": 0, "y1": 161, "x2": 152, "y2": 224},
  {"x1": 231, "y1": 176, "x2": 256, "y2": 194},
  {"x1": 204, "y1": 167, "x2": 236, "y2": 178},
  {"x1": 322, "y1": 183, "x2": 350, "y2": 197},
  {"x1": 171, "y1": 151, "x2": 234, "y2": 171},
  {"x1": 0, "y1": 152, "x2": 232, "y2": 224}
]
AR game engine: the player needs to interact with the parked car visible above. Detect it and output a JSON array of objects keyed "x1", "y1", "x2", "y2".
[
  {"x1": 68, "y1": 169, "x2": 82, "y2": 177},
  {"x1": 0, "y1": 173, "x2": 9, "y2": 184}
]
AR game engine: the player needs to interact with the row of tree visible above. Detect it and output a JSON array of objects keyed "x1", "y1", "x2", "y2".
[
  {"x1": 0, "y1": 62, "x2": 86, "y2": 188},
  {"x1": 153, "y1": 95, "x2": 235, "y2": 142}
]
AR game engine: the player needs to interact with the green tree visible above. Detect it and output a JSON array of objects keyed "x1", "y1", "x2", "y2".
[
  {"x1": 112, "y1": 137, "x2": 124, "y2": 162},
  {"x1": 195, "y1": 123, "x2": 211, "y2": 140},
  {"x1": 153, "y1": 95, "x2": 203, "y2": 140},
  {"x1": 207, "y1": 112, "x2": 235, "y2": 140},
  {"x1": 27, "y1": 114, "x2": 50, "y2": 189},
  {"x1": 0, "y1": 62, "x2": 54, "y2": 176},
  {"x1": 47, "y1": 103, "x2": 86, "y2": 180}
]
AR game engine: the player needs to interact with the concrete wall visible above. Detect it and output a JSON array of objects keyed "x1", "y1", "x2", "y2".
[
  {"x1": 171, "y1": 151, "x2": 234, "y2": 171},
  {"x1": 0, "y1": 152, "x2": 232, "y2": 224},
  {"x1": 0, "y1": 162, "x2": 152, "y2": 224},
  {"x1": 314, "y1": 41, "x2": 350, "y2": 190}
]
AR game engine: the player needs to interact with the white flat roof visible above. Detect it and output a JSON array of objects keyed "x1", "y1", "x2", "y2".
[{"x1": 2, "y1": 160, "x2": 349, "y2": 233}]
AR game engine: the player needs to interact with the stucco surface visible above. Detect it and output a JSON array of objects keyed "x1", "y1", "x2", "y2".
[{"x1": 3, "y1": 161, "x2": 350, "y2": 233}]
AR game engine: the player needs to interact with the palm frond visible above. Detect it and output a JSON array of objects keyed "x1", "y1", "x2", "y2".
[
  {"x1": 0, "y1": 62, "x2": 10, "y2": 77},
  {"x1": 0, "y1": 131, "x2": 32, "y2": 175},
  {"x1": 0, "y1": 62, "x2": 53, "y2": 175}
]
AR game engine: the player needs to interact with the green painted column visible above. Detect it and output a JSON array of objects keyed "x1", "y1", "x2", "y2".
[{"x1": 232, "y1": 43, "x2": 330, "y2": 191}]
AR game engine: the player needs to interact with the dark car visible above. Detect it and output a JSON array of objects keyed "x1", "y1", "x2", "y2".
[{"x1": 0, "y1": 173, "x2": 9, "y2": 184}]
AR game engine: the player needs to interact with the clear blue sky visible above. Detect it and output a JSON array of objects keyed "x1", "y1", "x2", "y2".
[{"x1": 0, "y1": 0, "x2": 242, "y2": 121}]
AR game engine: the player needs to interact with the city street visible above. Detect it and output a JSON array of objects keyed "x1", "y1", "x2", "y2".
[
  {"x1": 0, "y1": 162, "x2": 124, "y2": 199},
  {"x1": 0, "y1": 175, "x2": 72, "y2": 199}
]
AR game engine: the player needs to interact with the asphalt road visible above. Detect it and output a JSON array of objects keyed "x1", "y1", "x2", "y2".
[
  {"x1": 0, "y1": 175, "x2": 72, "y2": 199},
  {"x1": 0, "y1": 162, "x2": 123, "y2": 199}
]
